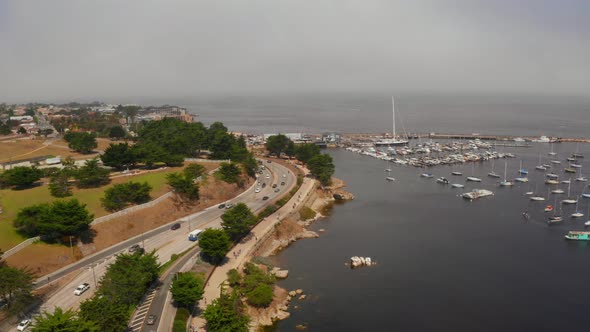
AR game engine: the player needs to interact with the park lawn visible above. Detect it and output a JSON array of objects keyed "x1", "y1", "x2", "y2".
[{"x1": 0, "y1": 166, "x2": 185, "y2": 251}]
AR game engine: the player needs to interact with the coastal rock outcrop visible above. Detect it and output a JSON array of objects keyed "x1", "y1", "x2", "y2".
[
  {"x1": 350, "y1": 256, "x2": 375, "y2": 268},
  {"x1": 271, "y1": 267, "x2": 289, "y2": 279}
]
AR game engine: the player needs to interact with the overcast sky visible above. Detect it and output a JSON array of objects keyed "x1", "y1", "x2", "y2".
[{"x1": 1, "y1": 0, "x2": 589, "y2": 103}]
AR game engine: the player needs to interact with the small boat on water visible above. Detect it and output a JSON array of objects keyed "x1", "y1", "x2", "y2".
[
  {"x1": 571, "y1": 198, "x2": 584, "y2": 218},
  {"x1": 525, "y1": 191, "x2": 534, "y2": 195},
  {"x1": 530, "y1": 196, "x2": 546, "y2": 201},
  {"x1": 571, "y1": 164, "x2": 582, "y2": 168},
  {"x1": 462, "y1": 189, "x2": 494, "y2": 200},
  {"x1": 545, "y1": 179, "x2": 559, "y2": 185},
  {"x1": 548, "y1": 144, "x2": 557, "y2": 156},
  {"x1": 385, "y1": 168, "x2": 392, "y2": 172},
  {"x1": 499, "y1": 162, "x2": 513, "y2": 186},
  {"x1": 548, "y1": 216, "x2": 564, "y2": 224},
  {"x1": 515, "y1": 177, "x2": 529, "y2": 183},
  {"x1": 583, "y1": 193, "x2": 590, "y2": 199},
  {"x1": 562, "y1": 182, "x2": 577, "y2": 204},
  {"x1": 542, "y1": 164, "x2": 552, "y2": 168},
  {"x1": 576, "y1": 177, "x2": 588, "y2": 182},
  {"x1": 567, "y1": 157, "x2": 576, "y2": 162},
  {"x1": 551, "y1": 189, "x2": 565, "y2": 194},
  {"x1": 561, "y1": 179, "x2": 571, "y2": 184},
  {"x1": 451, "y1": 171, "x2": 463, "y2": 176},
  {"x1": 565, "y1": 168, "x2": 576, "y2": 174},
  {"x1": 550, "y1": 160, "x2": 561, "y2": 164},
  {"x1": 535, "y1": 165, "x2": 547, "y2": 171},
  {"x1": 546, "y1": 173, "x2": 559, "y2": 179},
  {"x1": 436, "y1": 177, "x2": 449, "y2": 184},
  {"x1": 421, "y1": 173, "x2": 434, "y2": 178},
  {"x1": 466, "y1": 177, "x2": 482, "y2": 182},
  {"x1": 544, "y1": 205, "x2": 553, "y2": 212},
  {"x1": 487, "y1": 172, "x2": 501, "y2": 178},
  {"x1": 518, "y1": 161, "x2": 528, "y2": 175},
  {"x1": 451, "y1": 183, "x2": 464, "y2": 188},
  {"x1": 573, "y1": 153, "x2": 584, "y2": 159},
  {"x1": 386, "y1": 177, "x2": 395, "y2": 182},
  {"x1": 565, "y1": 231, "x2": 590, "y2": 241}
]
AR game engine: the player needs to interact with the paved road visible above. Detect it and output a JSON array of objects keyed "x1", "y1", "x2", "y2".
[
  {"x1": 138, "y1": 160, "x2": 296, "y2": 332},
  {"x1": 5, "y1": 161, "x2": 294, "y2": 332}
]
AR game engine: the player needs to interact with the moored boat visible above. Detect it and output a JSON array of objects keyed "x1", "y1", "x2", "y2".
[
  {"x1": 436, "y1": 177, "x2": 449, "y2": 184},
  {"x1": 462, "y1": 189, "x2": 494, "y2": 200},
  {"x1": 451, "y1": 171, "x2": 463, "y2": 176},
  {"x1": 421, "y1": 173, "x2": 434, "y2": 178},
  {"x1": 386, "y1": 177, "x2": 395, "y2": 182},
  {"x1": 565, "y1": 231, "x2": 590, "y2": 241},
  {"x1": 466, "y1": 176, "x2": 482, "y2": 182},
  {"x1": 514, "y1": 177, "x2": 529, "y2": 183},
  {"x1": 451, "y1": 183, "x2": 464, "y2": 188},
  {"x1": 544, "y1": 205, "x2": 553, "y2": 212}
]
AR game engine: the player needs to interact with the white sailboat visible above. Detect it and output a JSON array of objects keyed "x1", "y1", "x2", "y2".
[
  {"x1": 562, "y1": 181, "x2": 577, "y2": 204},
  {"x1": 499, "y1": 162, "x2": 513, "y2": 187},
  {"x1": 575, "y1": 166, "x2": 587, "y2": 182},
  {"x1": 571, "y1": 197, "x2": 583, "y2": 218},
  {"x1": 488, "y1": 159, "x2": 501, "y2": 178},
  {"x1": 375, "y1": 97, "x2": 409, "y2": 146},
  {"x1": 466, "y1": 163, "x2": 481, "y2": 182},
  {"x1": 535, "y1": 153, "x2": 547, "y2": 171},
  {"x1": 548, "y1": 143, "x2": 557, "y2": 156},
  {"x1": 548, "y1": 197, "x2": 563, "y2": 224}
]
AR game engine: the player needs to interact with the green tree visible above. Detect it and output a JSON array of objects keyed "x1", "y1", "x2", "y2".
[
  {"x1": 241, "y1": 153, "x2": 258, "y2": 178},
  {"x1": 198, "y1": 229, "x2": 231, "y2": 264},
  {"x1": 97, "y1": 251, "x2": 159, "y2": 306},
  {"x1": 265, "y1": 134, "x2": 292, "y2": 156},
  {"x1": 64, "y1": 132, "x2": 97, "y2": 154},
  {"x1": 107, "y1": 125, "x2": 125, "y2": 140},
  {"x1": 119, "y1": 105, "x2": 140, "y2": 124},
  {"x1": 32, "y1": 307, "x2": 99, "y2": 332},
  {"x1": 221, "y1": 203, "x2": 256, "y2": 241},
  {"x1": 0, "y1": 166, "x2": 43, "y2": 188},
  {"x1": 101, "y1": 181, "x2": 152, "y2": 211},
  {"x1": 13, "y1": 199, "x2": 94, "y2": 240},
  {"x1": 101, "y1": 143, "x2": 137, "y2": 170},
  {"x1": 227, "y1": 269, "x2": 241, "y2": 287},
  {"x1": 75, "y1": 158, "x2": 110, "y2": 188},
  {"x1": 166, "y1": 173, "x2": 200, "y2": 202},
  {"x1": 0, "y1": 120, "x2": 11, "y2": 135},
  {"x1": 215, "y1": 162, "x2": 242, "y2": 185},
  {"x1": 307, "y1": 153, "x2": 335, "y2": 186},
  {"x1": 203, "y1": 291, "x2": 250, "y2": 332},
  {"x1": 209, "y1": 131, "x2": 235, "y2": 160},
  {"x1": 170, "y1": 272, "x2": 205, "y2": 308},
  {"x1": 246, "y1": 284, "x2": 274, "y2": 308},
  {"x1": 295, "y1": 143, "x2": 321, "y2": 164},
  {"x1": 0, "y1": 264, "x2": 35, "y2": 315},
  {"x1": 49, "y1": 170, "x2": 73, "y2": 197},
  {"x1": 39, "y1": 128, "x2": 54, "y2": 137},
  {"x1": 184, "y1": 163, "x2": 206, "y2": 180},
  {"x1": 78, "y1": 296, "x2": 129, "y2": 332},
  {"x1": 17, "y1": 126, "x2": 27, "y2": 134}
]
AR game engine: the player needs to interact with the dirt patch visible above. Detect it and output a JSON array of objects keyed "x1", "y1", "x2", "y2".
[{"x1": 5, "y1": 243, "x2": 83, "y2": 278}]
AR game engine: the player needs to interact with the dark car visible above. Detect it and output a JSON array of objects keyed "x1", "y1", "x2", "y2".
[
  {"x1": 171, "y1": 223, "x2": 181, "y2": 230},
  {"x1": 280, "y1": 182, "x2": 285, "y2": 186},
  {"x1": 272, "y1": 184, "x2": 277, "y2": 188},
  {"x1": 262, "y1": 196, "x2": 269, "y2": 200},
  {"x1": 146, "y1": 314, "x2": 157, "y2": 325},
  {"x1": 128, "y1": 244, "x2": 141, "y2": 253},
  {"x1": 262, "y1": 182, "x2": 266, "y2": 188},
  {"x1": 218, "y1": 203, "x2": 226, "y2": 209},
  {"x1": 267, "y1": 160, "x2": 272, "y2": 163}
]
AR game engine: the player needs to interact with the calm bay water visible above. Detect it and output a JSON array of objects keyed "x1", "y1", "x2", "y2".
[
  {"x1": 270, "y1": 144, "x2": 590, "y2": 332},
  {"x1": 182, "y1": 95, "x2": 590, "y2": 137}
]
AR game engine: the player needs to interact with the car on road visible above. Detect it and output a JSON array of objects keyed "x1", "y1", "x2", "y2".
[
  {"x1": 265, "y1": 174, "x2": 270, "y2": 179},
  {"x1": 282, "y1": 174, "x2": 287, "y2": 178},
  {"x1": 17, "y1": 319, "x2": 30, "y2": 331},
  {"x1": 146, "y1": 314, "x2": 157, "y2": 325},
  {"x1": 262, "y1": 182, "x2": 266, "y2": 188},
  {"x1": 74, "y1": 283, "x2": 90, "y2": 296},
  {"x1": 255, "y1": 187, "x2": 261, "y2": 193},
  {"x1": 272, "y1": 184, "x2": 277, "y2": 188},
  {"x1": 128, "y1": 244, "x2": 142, "y2": 253},
  {"x1": 171, "y1": 223, "x2": 181, "y2": 230},
  {"x1": 262, "y1": 196, "x2": 269, "y2": 200},
  {"x1": 274, "y1": 188, "x2": 280, "y2": 193},
  {"x1": 225, "y1": 203, "x2": 234, "y2": 209},
  {"x1": 218, "y1": 203, "x2": 226, "y2": 209},
  {"x1": 281, "y1": 182, "x2": 285, "y2": 186},
  {"x1": 267, "y1": 160, "x2": 272, "y2": 163}
]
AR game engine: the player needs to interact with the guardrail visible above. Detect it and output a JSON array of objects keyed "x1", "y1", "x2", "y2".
[{"x1": 1, "y1": 236, "x2": 40, "y2": 259}]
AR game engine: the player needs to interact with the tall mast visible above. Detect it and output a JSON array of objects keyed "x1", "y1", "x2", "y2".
[{"x1": 392, "y1": 96, "x2": 396, "y2": 138}]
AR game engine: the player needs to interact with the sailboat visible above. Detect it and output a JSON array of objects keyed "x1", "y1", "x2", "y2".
[
  {"x1": 375, "y1": 97, "x2": 409, "y2": 146},
  {"x1": 585, "y1": 206, "x2": 590, "y2": 226},
  {"x1": 548, "y1": 143, "x2": 557, "y2": 156},
  {"x1": 535, "y1": 153, "x2": 547, "y2": 171},
  {"x1": 466, "y1": 163, "x2": 481, "y2": 182},
  {"x1": 582, "y1": 187, "x2": 590, "y2": 199},
  {"x1": 573, "y1": 143, "x2": 584, "y2": 159},
  {"x1": 551, "y1": 184, "x2": 565, "y2": 194},
  {"x1": 452, "y1": 171, "x2": 463, "y2": 176},
  {"x1": 530, "y1": 187, "x2": 546, "y2": 201},
  {"x1": 561, "y1": 181, "x2": 577, "y2": 204},
  {"x1": 548, "y1": 198, "x2": 563, "y2": 224},
  {"x1": 571, "y1": 197, "x2": 584, "y2": 218},
  {"x1": 575, "y1": 167, "x2": 587, "y2": 182},
  {"x1": 386, "y1": 176, "x2": 395, "y2": 182},
  {"x1": 518, "y1": 160, "x2": 528, "y2": 175},
  {"x1": 488, "y1": 159, "x2": 501, "y2": 178},
  {"x1": 499, "y1": 162, "x2": 513, "y2": 187}
]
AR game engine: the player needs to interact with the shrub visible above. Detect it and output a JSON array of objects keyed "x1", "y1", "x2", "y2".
[
  {"x1": 227, "y1": 269, "x2": 241, "y2": 287},
  {"x1": 0, "y1": 166, "x2": 43, "y2": 188},
  {"x1": 101, "y1": 181, "x2": 152, "y2": 211},
  {"x1": 299, "y1": 206, "x2": 317, "y2": 221},
  {"x1": 246, "y1": 284, "x2": 274, "y2": 308}
]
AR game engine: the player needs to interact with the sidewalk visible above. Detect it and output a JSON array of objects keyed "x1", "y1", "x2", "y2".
[{"x1": 190, "y1": 170, "x2": 315, "y2": 331}]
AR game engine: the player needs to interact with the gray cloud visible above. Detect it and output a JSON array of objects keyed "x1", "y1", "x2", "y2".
[{"x1": 0, "y1": 0, "x2": 589, "y2": 102}]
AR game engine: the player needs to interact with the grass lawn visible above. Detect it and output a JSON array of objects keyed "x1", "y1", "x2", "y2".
[{"x1": 0, "y1": 166, "x2": 184, "y2": 251}]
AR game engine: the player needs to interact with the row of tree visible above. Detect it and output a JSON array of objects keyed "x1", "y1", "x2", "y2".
[{"x1": 265, "y1": 134, "x2": 335, "y2": 185}]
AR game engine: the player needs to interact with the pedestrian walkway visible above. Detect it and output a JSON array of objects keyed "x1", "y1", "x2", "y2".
[{"x1": 190, "y1": 168, "x2": 315, "y2": 331}]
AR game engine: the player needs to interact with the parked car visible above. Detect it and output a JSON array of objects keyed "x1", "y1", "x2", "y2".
[
  {"x1": 274, "y1": 188, "x2": 280, "y2": 193},
  {"x1": 267, "y1": 160, "x2": 272, "y2": 163},
  {"x1": 272, "y1": 184, "x2": 277, "y2": 188},
  {"x1": 225, "y1": 203, "x2": 234, "y2": 209},
  {"x1": 262, "y1": 196, "x2": 269, "y2": 200},
  {"x1": 171, "y1": 223, "x2": 181, "y2": 230},
  {"x1": 218, "y1": 203, "x2": 226, "y2": 209},
  {"x1": 17, "y1": 319, "x2": 30, "y2": 331},
  {"x1": 255, "y1": 187, "x2": 261, "y2": 193},
  {"x1": 262, "y1": 182, "x2": 266, "y2": 188},
  {"x1": 282, "y1": 174, "x2": 287, "y2": 178},
  {"x1": 280, "y1": 182, "x2": 285, "y2": 186},
  {"x1": 146, "y1": 314, "x2": 157, "y2": 325},
  {"x1": 74, "y1": 283, "x2": 90, "y2": 296}
]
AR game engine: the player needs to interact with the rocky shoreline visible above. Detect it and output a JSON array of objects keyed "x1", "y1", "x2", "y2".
[{"x1": 246, "y1": 176, "x2": 354, "y2": 330}]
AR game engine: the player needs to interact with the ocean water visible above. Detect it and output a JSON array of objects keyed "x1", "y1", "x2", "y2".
[
  {"x1": 270, "y1": 144, "x2": 590, "y2": 332},
  {"x1": 182, "y1": 95, "x2": 590, "y2": 137}
]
